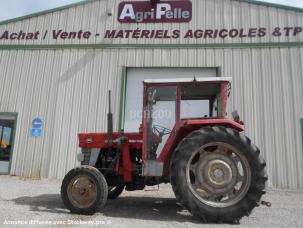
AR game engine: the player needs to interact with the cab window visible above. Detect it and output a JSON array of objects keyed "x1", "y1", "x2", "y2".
[{"x1": 181, "y1": 83, "x2": 220, "y2": 119}]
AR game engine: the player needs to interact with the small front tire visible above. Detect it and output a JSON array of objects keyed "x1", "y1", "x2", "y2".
[{"x1": 61, "y1": 166, "x2": 108, "y2": 215}]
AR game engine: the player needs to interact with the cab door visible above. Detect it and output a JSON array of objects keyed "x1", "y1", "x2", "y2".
[{"x1": 143, "y1": 85, "x2": 177, "y2": 160}]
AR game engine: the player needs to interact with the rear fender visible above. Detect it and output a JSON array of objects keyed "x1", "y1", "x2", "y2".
[
  {"x1": 159, "y1": 119, "x2": 244, "y2": 176},
  {"x1": 181, "y1": 119, "x2": 244, "y2": 132}
]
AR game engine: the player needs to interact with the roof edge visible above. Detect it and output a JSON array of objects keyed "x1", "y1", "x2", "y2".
[
  {"x1": 143, "y1": 77, "x2": 232, "y2": 83},
  {"x1": 238, "y1": 0, "x2": 303, "y2": 12},
  {"x1": 0, "y1": 0, "x2": 98, "y2": 26},
  {"x1": 0, "y1": 0, "x2": 302, "y2": 27}
]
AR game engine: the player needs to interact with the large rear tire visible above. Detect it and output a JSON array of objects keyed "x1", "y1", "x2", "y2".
[
  {"x1": 61, "y1": 166, "x2": 108, "y2": 215},
  {"x1": 170, "y1": 126, "x2": 267, "y2": 223}
]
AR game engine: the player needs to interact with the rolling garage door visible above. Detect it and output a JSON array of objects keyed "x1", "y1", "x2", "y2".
[{"x1": 124, "y1": 68, "x2": 217, "y2": 132}]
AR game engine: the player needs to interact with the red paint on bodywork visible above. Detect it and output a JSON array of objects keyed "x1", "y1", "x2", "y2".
[
  {"x1": 158, "y1": 118, "x2": 244, "y2": 176},
  {"x1": 221, "y1": 82, "x2": 229, "y2": 117},
  {"x1": 78, "y1": 132, "x2": 142, "y2": 149},
  {"x1": 122, "y1": 141, "x2": 132, "y2": 182},
  {"x1": 78, "y1": 132, "x2": 142, "y2": 183},
  {"x1": 78, "y1": 79, "x2": 244, "y2": 180},
  {"x1": 78, "y1": 117, "x2": 243, "y2": 179},
  {"x1": 181, "y1": 119, "x2": 244, "y2": 131}
]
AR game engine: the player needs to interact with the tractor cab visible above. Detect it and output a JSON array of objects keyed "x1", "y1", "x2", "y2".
[{"x1": 142, "y1": 77, "x2": 240, "y2": 170}]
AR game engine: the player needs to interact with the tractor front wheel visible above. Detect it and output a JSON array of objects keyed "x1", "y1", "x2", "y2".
[
  {"x1": 61, "y1": 166, "x2": 108, "y2": 215},
  {"x1": 170, "y1": 126, "x2": 267, "y2": 223}
]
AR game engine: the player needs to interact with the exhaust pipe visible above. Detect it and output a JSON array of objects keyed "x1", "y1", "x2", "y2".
[{"x1": 107, "y1": 90, "x2": 113, "y2": 149}]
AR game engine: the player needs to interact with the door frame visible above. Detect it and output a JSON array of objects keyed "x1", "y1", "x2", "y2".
[
  {"x1": 119, "y1": 66, "x2": 223, "y2": 131},
  {"x1": 0, "y1": 112, "x2": 18, "y2": 175}
]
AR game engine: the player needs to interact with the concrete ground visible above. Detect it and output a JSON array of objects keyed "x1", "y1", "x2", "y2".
[{"x1": 0, "y1": 176, "x2": 302, "y2": 228}]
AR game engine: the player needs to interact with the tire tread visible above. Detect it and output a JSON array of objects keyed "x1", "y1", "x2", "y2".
[{"x1": 170, "y1": 126, "x2": 267, "y2": 223}]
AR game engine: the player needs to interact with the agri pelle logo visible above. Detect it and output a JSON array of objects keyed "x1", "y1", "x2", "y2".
[{"x1": 118, "y1": 0, "x2": 192, "y2": 23}]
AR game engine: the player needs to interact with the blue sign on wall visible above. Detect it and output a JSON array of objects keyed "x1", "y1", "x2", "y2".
[
  {"x1": 31, "y1": 128, "x2": 42, "y2": 137},
  {"x1": 32, "y1": 118, "x2": 42, "y2": 128},
  {"x1": 31, "y1": 118, "x2": 43, "y2": 137}
]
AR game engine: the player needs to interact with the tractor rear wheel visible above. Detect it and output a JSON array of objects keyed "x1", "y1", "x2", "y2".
[
  {"x1": 61, "y1": 166, "x2": 108, "y2": 215},
  {"x1": 170, "y1": 126, "x2": 267, "y2": 223},
  {"x1": 108, "y1": 185, "x2": 125, "y2": 199}
]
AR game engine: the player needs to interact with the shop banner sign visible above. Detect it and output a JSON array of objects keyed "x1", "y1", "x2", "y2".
[{"x1": 118, "y1": 1, "x2": 192, "y2": 23}]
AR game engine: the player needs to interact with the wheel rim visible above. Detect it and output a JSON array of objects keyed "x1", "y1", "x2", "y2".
[
  {"x1": 186, "y1": 142, "x2": 251, "y2": 208},
  {"x1": 67, "y1": 175, "x2": 97, "y2": 209}
]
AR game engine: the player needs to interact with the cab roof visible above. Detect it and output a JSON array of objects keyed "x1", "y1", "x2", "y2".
[{"x1": 143, "y1": 77, "x2": 232, "y2": 84}]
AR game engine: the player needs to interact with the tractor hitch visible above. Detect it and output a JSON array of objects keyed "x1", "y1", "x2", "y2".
[{"x1": 260, "y1": 200, "x2": 272, "y2": 207}]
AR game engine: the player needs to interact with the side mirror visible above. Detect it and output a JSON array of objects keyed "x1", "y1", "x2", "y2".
[
  {"x1": 232, "y1": 110, "x2": 244, "y2": 125},
  {"x1": 231, "y1": 110, "x2": 240, "y2": 121}
]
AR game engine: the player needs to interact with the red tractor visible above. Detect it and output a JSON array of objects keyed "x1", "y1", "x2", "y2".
[{"x1": 61, "y1": 77, "x2": 267, "y2": 223}]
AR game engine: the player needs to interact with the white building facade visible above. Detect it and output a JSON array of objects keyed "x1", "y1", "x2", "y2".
[{"x1": 0, "y1": 0, "x2": 302, "y2": 189}]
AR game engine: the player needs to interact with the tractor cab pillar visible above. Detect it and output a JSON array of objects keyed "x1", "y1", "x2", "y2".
[{"x1": 143, "y1": 85, "x2": 178, "y2": 176}]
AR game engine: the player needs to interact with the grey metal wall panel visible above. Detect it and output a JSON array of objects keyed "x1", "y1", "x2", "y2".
[
  {"x1": 1, "y1": 47, "x2": 302, "y2": 189},
  {"x1": 0, "y1": 0, "x2": 303, "y2": 46},
  {"x1": 0, "y1": 0, "x2": 302, "y2": 189}
]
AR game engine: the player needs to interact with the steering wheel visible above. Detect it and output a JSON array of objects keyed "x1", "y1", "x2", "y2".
[{"x1": 153, "y1": 125, "x2": 172, "y2": 138}]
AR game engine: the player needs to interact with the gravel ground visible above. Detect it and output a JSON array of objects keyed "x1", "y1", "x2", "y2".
[{"x1": 0, "y1": 175, "x2": 303, "y2": 228}]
